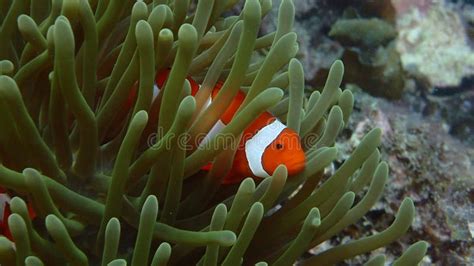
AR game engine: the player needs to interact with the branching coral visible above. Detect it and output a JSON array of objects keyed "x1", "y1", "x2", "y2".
[{"x1": 0, "y1": 0, "x2": 426, "y2": 265}]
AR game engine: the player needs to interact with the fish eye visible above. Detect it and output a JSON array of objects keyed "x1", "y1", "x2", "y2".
[{"x1": 276, "y1": 143, "x2": 283, "y2": 150}]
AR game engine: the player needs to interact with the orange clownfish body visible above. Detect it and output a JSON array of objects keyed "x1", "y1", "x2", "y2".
[
  {"x1": 198, "y1": 82, "x2": 306, "y2": 184},
  {"x1": 131, "y1": 70, "x2": 306, "y2": 184}
]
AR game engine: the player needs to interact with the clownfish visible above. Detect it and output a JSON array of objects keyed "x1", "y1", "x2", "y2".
[
  {"x1": 0, "y1": 187, "x2": 36, "y2": 240},
  {"x1": 128, "y1": 70, "x2": 306, "y2": 184}
]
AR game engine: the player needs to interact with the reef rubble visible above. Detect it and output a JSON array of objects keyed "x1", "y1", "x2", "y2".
[{"x1": 336, "y1": 87, "x2": 474, "y2": 265}]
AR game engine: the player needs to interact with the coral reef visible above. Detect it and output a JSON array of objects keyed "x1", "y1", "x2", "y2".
[
  {"x1": 329, "y1": 18, "x2": 397, "y2": 48},
  {"x1": 262, "y1": 0, "x2": 474, "y2": 100},
  {"x1": 340, "y1": 86, "x2": 474, "y2": 264},
  {"x1": 259, "y1": 0, "x2": 345, "y2": 83},
  {"x1": 395, "y1": 0, "x2": 474, "y2": 88},
  {"x1": 0, "y1": 0, "x2": 426, "y2": 265},
  {"x1": 261, "y1": 0, "x2": 406, "y2": 99}
]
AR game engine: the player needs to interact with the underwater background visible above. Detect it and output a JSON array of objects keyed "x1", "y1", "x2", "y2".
[
  {"x1": 0, "y1": 0, "x2": 473, "y2": 265},
  {"x1": 250, "y1": 0, "x2": 474, "y2": 264}
]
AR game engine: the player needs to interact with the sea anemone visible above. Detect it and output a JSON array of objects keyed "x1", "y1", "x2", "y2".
[{"x1": 0, "y1": 0, "x2": 427, "y2": 265}]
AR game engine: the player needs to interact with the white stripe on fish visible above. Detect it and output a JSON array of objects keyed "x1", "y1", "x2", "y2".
[{"x1": 245, "y1": 119, "x2": 286, "y2": 178}]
